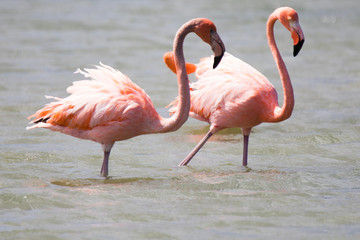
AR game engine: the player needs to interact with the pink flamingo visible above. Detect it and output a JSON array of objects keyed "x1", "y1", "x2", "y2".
[
  {"x1": 164, "y1": 7, "x2": 305, "y2": 167},
  {"x1": 27, "y1": 18, "x2": 225, "y2": 177}
]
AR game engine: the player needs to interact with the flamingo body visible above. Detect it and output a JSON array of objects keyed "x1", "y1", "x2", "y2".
[
  {"x1": 27, "y1": 18, "x2": 225, "y2": 177},
  {"x1": 168, "y1": 52, "x2": 282, "y2": 132},
  {"x1": 165, "y1": 7, "x2": 305, "y2": 167},
  {"x1": 187, "y1": 53, "x2": 280, "y2": 128},
  {"x1": 28, "y1": 64, "x2": 160, "y2": 144}
]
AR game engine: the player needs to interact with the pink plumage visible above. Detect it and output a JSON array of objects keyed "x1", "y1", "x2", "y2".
[
  {"x1": 28, "y1": 64, "x2": 156, "y2": 143},
  {"x1": 165, "y1": 7, "x2": 305, "y2": 167},
  {"x1": 27, "y1": 18, "x2": 226, "y2": 177},
  {"x1": 169, "y1": 53, "x2": 279, "y2": 127}
]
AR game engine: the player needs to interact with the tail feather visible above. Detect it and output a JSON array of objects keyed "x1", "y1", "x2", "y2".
[
  {"x1": 163, "y1": 52, "x2": 196, "y2": 75},
  {"x1": 32, "y1": 117, "x2": 50, "y2": 124}
]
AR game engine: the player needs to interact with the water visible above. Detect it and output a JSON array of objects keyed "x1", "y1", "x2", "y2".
[{"x1": 1, "y1": 0, "x2": 360, "y2": 239}]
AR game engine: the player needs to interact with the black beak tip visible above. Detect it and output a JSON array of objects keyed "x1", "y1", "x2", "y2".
[
  {"x1": 213, "y1": 52, "x2": 224, "y2": 69},
  {"x1": 293, "y1": 39, "x2": 305, "y2": 57}
]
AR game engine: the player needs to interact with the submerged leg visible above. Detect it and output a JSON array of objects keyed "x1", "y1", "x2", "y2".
[
  {"x1": 179, "y1": 130, "x2": 214, "y2": 166},
  {"x1": 100, "y1": 143, "x2": 114, "y2": 177}
]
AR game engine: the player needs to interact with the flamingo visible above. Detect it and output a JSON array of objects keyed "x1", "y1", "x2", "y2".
[
  {"x1": 27, "y1": 18, "x2": 226, "y2": 177},
  {"x1": 164, "y1": 7, "x2": 305, "y2": 167}
]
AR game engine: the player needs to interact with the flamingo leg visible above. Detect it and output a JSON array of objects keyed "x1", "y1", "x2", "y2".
[
  {"x1": 242, "y1": 135, "x2": 249, "y2": 166},
  {"x1": 100, "y1": 143, "x2": 114, "y2": 177},
  {"x1": 179, "y1": 131, "x2": 213, "y2": 166},
  {"x1": 100, "y1": 150, "x2": 110, "y2": 177}
]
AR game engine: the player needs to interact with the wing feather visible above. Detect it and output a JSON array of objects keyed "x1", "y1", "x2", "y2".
[
  {"x1": 168, "y1": 53, "x2": 276, "y2": 121},
  {"x1": 28, "y1": 63, "x2": 151, "y2": 131}
]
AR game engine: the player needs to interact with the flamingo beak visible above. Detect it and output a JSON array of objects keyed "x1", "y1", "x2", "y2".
[
  {"x1": 210, "y1": 31, "x2": 225, "y2": 69},
  {"x1": 213, "y1": 51, "x2": 224, "y2": 69},
  {"x1": 293, "y1": 39, "x2": 304, "y2": 57},
  {"x1": 290, "y1": 21, "x2": 305, "y2": 57}
]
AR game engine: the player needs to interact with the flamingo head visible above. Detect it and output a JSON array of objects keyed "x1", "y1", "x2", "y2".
[
  {"x1": 193, "y1": 18, "x2": 226, "y2": 68},
  {"x1": 277, "y1": 7, "x2": 305, "y2": 56}
]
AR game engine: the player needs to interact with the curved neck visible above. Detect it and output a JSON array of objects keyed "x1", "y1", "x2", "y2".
[
  {"x1": 155, "y1": 22, "x2": 192, "y2": 133},
  {"x1": 267, "y1": 14, "x2": 294, "y2": 122}
]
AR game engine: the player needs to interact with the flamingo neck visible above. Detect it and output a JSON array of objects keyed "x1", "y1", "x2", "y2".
[
  {"x1": 267, "y1": 14, "x2": 294, "y2": 122},
  {"x1": 155, "y1": 23, "x2": 192, "y2": 133}
]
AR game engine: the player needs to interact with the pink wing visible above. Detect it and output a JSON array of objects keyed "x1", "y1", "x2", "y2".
[
  {"x1": 169, "y1": 53, "x2": 278, "y2": 125},
  {"x1": 28, "y1": 64, "x2": 155, "y2": 136}
]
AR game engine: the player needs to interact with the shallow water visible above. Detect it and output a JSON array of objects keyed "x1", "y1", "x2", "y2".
[{"x1": 1, "y1": 0, "x2": 360, "y2": 239}]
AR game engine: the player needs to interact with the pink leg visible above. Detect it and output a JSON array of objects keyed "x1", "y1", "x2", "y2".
[
  {"x1": 100, "y1": 150, "x2": 110, "y2": 177},
  {"x1": 242, "y1": 128, "x2": 251, "y2": 167},
  {"x1": 100, "y1": 143, "x2": 114, "y2": 177},
  {"x1": 179, "y1": 131, "x2": 213, "y2": 166},
  {"x1": 242, "y1": 135, "x2": 249, "y2": 166}
]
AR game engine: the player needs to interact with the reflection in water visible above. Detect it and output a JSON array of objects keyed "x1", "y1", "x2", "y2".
[
  {"x1": 49, "y1": 167, "x2": 286, "y2": 190},
  {"x1": 51, "y1": 177, "x2": 157, "y2": 187}
]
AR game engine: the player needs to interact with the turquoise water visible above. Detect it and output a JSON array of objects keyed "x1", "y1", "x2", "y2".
[{"x1": 1, "y1": 0, "x2": 360, "y2": 239}]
